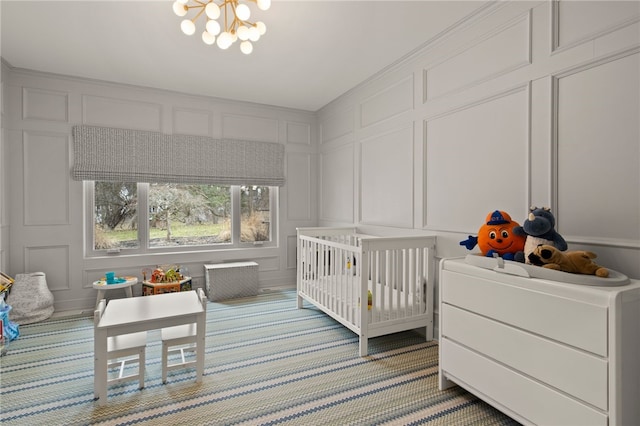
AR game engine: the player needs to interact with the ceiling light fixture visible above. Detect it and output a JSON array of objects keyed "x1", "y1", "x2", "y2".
[{"x1": 173, "y1": 0, "x2": 270, "y2": 55}]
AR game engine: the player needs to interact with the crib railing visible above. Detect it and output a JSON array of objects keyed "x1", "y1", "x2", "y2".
[{"x1": 297, "y1": 228, "x2": 436, "y2": 333}]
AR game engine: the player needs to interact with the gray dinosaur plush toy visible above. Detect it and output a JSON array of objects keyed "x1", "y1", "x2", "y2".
[{"x1": 513, "y1": 207, "x2": 567, "y2": 264}]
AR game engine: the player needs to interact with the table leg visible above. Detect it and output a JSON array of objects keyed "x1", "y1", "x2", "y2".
[
  {"x1": 95, "y1": 290, "x2": 105, "y2": 308},
  {"x1": 94, "y1": 327, "x2": 108, "y2": 405},
  {"x1": 196, "y1": 311, "x2": 205, "y2": 383}
]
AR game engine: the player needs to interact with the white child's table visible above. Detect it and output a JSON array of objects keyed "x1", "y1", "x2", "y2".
[
  {"x1": 94, "y1": 290, "x2": 205, "y2": 405},
  {"x1": 92, "y1": 276, "x2": 138, "y2": 308}
]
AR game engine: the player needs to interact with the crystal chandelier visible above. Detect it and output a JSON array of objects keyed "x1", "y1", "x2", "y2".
[{"x1": 173, "y1": 0, "x2": 270, "y2": 55}]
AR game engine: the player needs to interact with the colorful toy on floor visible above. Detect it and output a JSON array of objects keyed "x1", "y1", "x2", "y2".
[
  {"x1": 528, "y1": 244, "x2": 609, "y2": 277},
  {"x1": 460, "y1": 210, "x2": 526, "y2": 261}
]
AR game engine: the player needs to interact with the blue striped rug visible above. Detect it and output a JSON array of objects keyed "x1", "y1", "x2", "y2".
[{"x1": 0, "y1": 290, "x2": 519, "y2": 425}]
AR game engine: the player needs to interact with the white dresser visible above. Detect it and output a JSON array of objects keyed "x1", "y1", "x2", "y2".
[{"x1": 438, "y1": 257, "x2": 640, "y2": 426}]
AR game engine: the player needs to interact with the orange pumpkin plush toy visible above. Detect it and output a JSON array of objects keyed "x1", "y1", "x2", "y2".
[{"x1": 460, "y1": 210, "x2": 526, "y2": 262}]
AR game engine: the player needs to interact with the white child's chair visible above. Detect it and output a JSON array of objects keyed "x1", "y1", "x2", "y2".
[
  {"x1": 94, "y1": 299, "x2": 147, "y2": 391},
  {"x1": 161, "y1": 288, "x2": 207, "y2": 383}
]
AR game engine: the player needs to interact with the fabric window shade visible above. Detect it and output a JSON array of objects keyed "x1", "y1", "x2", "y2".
[{"x1": 71, "y1": 125, "x2": 285, "y2": 186}]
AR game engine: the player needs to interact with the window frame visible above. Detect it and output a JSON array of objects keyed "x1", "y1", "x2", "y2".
[{"x1": 84, "y1": 181, "x2": 278, "y2": 257}]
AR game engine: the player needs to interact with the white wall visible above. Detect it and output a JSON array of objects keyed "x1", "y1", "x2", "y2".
[
  {"x1": 3, "y1": 69, "x2": 317, "y2": 311},
  {"x1": 317, "y1": 0, "x2": 640, "y2": 284},
  {"x1": 3, "y1": 1, "x2": 639, "y2": 314}
]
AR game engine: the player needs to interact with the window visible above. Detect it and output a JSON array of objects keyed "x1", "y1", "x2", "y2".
[{"x1": 88, "y1": 182, "x2": 276, "y2": 255}]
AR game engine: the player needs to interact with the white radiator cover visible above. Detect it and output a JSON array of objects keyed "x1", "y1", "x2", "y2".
[{"x1": 204, "y1": 262, "x2": 259, "y2": 302}]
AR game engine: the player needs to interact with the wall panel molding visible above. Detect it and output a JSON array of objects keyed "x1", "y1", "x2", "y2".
[
  {"x1": 24, "y1": 245, "x2": 70, "y2": 291},
  {"x1": 23, "y1": 130, "x2": 70, "y2": 225},
  {"x1": 424, "y1": 83, "x2": 530, "y2": 232},
  {"x1": 285, "y1": 121, "x2": 311, "y2": 145},
  {"x1": 221, "y1": 113, "x2": 279, "y2": 142},
  {"x1": 551, "y1": 0, "x2": 640, "y2": 53},
  {"x1": 360, "y1": 125, "x2": 414, "y2": 228},
  {"x1": 551, "y1": 50, "x2": 639, "y2": 243},
  {"x1": 360, "y1": 75, "x2": 414, "y2": 128},
  {"x1": 424, "y1": 10, "x2": 532, "y2": 102},
  {"x1": 286, "y1": 235, "x2": 297, "y2": 270},
  {"x1": 172, "y1": 106, "x2": 212, "y2": 136},
  {"x1": 22, "y1": 87, "x2": 69, "y2": 122},
  {"x1": 82, "y1": 94, "x2": 162, "y2": 131},
  {"x1": 320, "y1": 144, "x2": 354, "y2": 223},
  {"x1": 320, "y1": 107, "x2": 354, "y2": 145},
  {"x1": 286, "y1": 152, "x2": 312, "y2": 221}
]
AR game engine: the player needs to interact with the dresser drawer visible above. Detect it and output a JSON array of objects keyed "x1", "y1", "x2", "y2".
[
  {"x1": 441, "y1": 339, "x2": 608, "y2": 426},
  {"x1": 441, "y1": 303, "x2": 608, "y2": 410},
  {"x1": 441, "y1": 270, "x2": 608, "y2": 356}
]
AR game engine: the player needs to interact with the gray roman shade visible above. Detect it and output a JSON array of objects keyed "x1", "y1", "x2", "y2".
[{"x1": 71, "y1": 125, "x2": 285, "y2": 186}]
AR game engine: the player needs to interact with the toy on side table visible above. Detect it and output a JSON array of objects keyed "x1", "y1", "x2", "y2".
[
  {"x1": 460, "y1": 210, "x2": 526, "y2": 262},
  {"x1": 513, "y1": 206, "x2": 567, "y2": 264}
]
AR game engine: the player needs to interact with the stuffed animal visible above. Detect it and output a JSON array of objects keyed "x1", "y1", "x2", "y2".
[
  {"x1": 528, "y1": 244, "x2": 609, "y2": 277},
  {"x1": 513, "y1": 207, "x2": 567, "y2": 264},
  {"x1": 460, "y1": 210, "x2": 526, "y2": 261}
]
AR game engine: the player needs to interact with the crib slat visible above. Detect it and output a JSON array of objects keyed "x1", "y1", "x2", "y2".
[{"x1": 297, "y1": 227, "x2": 436, "y2": 357}]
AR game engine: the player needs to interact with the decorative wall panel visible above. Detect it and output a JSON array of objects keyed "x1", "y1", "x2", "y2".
[
  {"x1": 286, "y1": 121, "x2": 311, "y2": 145},
  {"x1": 554, "y1": 0, "x2": 640, "y2": 50},
  {"x1": 23, "y1": 131, "x2": 69, "y2": 225},
  {"x1": 320, "y1": 145, "x2": 354, "y2": 222},
  {"x1": 82, "y1": 95, "x2": 162, "y2": 131},
  {"x1": 360, "y1": 76, "x2": 413, "y2": 128},
  {"x1": 320, "y1": 108, "x2": 354, "y2": 144},
  {"x1": 360, "y1": 126, "x2": 413, "y2": 227},
  {"x1": 425, "y1": 86, "x2": 529, "y2": 232},
  {"x1": 287, "y1": 152, "x2": 312, "y2": 220},
  {"x1": 173, "y1": 107, "x2": 212, "y2": 136},
  {"x1": 287, "y1": 235, "x2": 297, "y2": 269},
  {"x1": 425, "y1": 12, "x2": 531, "y2": 101},
  {"x1": 22, "y1": 87, "x2": 68, "y2": 122},
  {"x1": 222, "y1": 114, "x2": 279, "y2": 142},
  {"x1": 555, "y1": 53, "x2": 640, "y2": 242},
  {"x1": 24, "y1": 245, "x2": 69, "y2": 291}
]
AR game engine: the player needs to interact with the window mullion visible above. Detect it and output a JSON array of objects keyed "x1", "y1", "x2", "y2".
[
  {"x1": 138, "y1": 183, "x2": 149, "y2": 250},
  {"x1": 231, "y1": 186, "x2": 241, "y2": 245}
]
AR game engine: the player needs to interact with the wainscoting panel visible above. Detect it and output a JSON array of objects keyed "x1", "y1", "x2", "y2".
[
  {"x1": 23, "y1": 130, "x2": 69, "y2": 226},
  {"x1": 424, "y1": 86, "x2": 529, "y2": 232},
  {"x1": 320, "y1": 144, "x2": 354, "y2": 223},
  {"x1": 24, "y1": 245, "x2": 69, "y2": 291},
  {"x1": 82, "y1": 95, "x2": 162, "y2": 131},
  {"x1": 172, "y1": 107, "x2": 212, "y2": 136},
  {"x1": 555, "y1": 52, "x2": 640, "y2": 242},
  {"x1": 221, "y1": 113, "x2": 279, "y2": 142},
  {"x1": 360, "y1": 75, "x2": 413, "y2": 128},
  {"x1": 22, "y1": 87, "x2": 68, "y2": 122},
  {"x1": 320, "y1": 107, "x2": 354, "y2": 145},
  {"x1": 424, "y1": 11, "x2": 531, "y2": 101},
  {"x1": 286, "y1": 121, "x2": 311, "y2": 146},
  {"x1": 286, "y1": 234, "x2": 298, "y2": 271},
  {"x1": 553, "y1": 0, "x2": 640, "y2": 51},
  {"x1": 360, "y1": 125, "x2": 413, "y2": 227},
  {"x1": 287, "y1": 152, "x2": 312, "y2": 221}
]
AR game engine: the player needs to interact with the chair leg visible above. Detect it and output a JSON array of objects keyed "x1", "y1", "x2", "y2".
[
  {"x1": 139, "y1": 348, "x2": 145, "y2": 389},
  {"x1": 162, "y1": 342, "x2": 168, "y2": 384}
]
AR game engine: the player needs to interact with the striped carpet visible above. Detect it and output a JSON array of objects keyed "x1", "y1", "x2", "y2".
[{"x1": 0, "y1": 289, "x2": 519, "y2": 425}]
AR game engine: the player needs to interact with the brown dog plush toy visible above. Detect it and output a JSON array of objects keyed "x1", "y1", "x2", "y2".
[{"x1": 528, "y1": 244, "x2": 609, "y2": 277}]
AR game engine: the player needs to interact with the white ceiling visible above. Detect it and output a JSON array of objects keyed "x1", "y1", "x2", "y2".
[{"x1": 1, "y1": 1, "x2": 485, "y2": 111}]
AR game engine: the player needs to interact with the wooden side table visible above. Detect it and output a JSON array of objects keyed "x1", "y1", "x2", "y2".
[{"x1": 92, "y1": 276, "x2": 138, "y2": 308}]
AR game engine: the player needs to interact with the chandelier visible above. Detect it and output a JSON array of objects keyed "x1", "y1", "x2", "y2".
[{"x1": 172, "y1": 0, "x2": 270, "y2": 55}]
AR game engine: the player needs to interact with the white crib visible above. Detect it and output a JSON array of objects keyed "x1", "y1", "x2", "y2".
[{"x1": 297, "y1": 227, "x2": 436, "y2": 356}]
